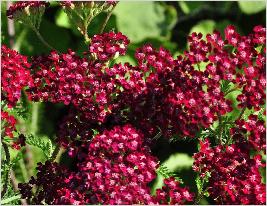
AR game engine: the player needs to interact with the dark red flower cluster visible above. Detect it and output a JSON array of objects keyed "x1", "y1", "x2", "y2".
[
  {"x1": 56, "y1": 109, "x2": 97, "y2": 154},
  {"x1": 27, "y1": 49, "x2": 89, "y2": 105},
  {"x1": 90, "y1": 31, "x2": 129, "y2": 61},
  {"x1": 18, "y1": 161, "x2": 85, "y2": 205},
  {"x1": 190, "y1": 25, "x2": 266, "y2": 205},
  {"x1": 6, "y1": 1, "x2": 49, "y2": 19},
  {"x1": 54, "y1": 60, "x2": 147, "y2": 148},
  {"x1": 118, "y1": 43, "x2": 232, "y2": 138},
  {"x1": 76, "y1": 124, "x2": 159, "y2": 204},
  {"x1": 193, "y1": 139, "x2": 266, "y2": 205},
  {"x1": 52, "y1": 25, "x2": 265, "y2": 150},
  {"x1": 19, "y1": 125, "x2": 194, "y2": 205},
  {"x1": 1, "y1": 111, "x2": 17, "y2": 138},
  {"x1": 1, "y1": 45, "x2": 33, "y2": 107},
  {"x1": 3, "y1": 0, "x2": 266, "y2": 204},
  {"x1": 234, "y1": 114, "x2": 266, "y2": 152},
  {"x1": 155, "y1": 177, "x2": 194, "y2": 204},
  {"x1": 204, "y1": 25, "x2": 266, "y2": 110},
  {"x1": 1, "y1": 110, "x2": 25, "y2": 150},
  {"x1": 27, "y1": 48, "x2": 145, "y2": 124}
]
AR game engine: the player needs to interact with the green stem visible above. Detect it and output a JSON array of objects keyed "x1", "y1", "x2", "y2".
[
  {"x1": 32, "y1": 28, "x2": 55, "y2": 50},
  {"x1": 83, "y1": 31, "x2": 91, "y2": 44},
  {"x1": 31, "y1": 102, "x2": 39, "y2": 136},
  {"x1": 19, "y1": 159, "x2": 28, "y2": 182},
  {"x1": 50, "y1": 145, "x2": 60, "y2": 161},
  {"x1": 1, "y1": 194, "x2": 21, "y2": 204},
  {"x1": 1, "y1": 142, "x2": 11, "y2": 197},
  {"x1": 237, "y1": 106, "x2": 246, "y2": 120},
  {"x1": 194, "y1": 188, "x2": 208, "y2": 205},
  {"x1": 217, "y1": 113, "x2": 223, "y2": 144},
  {"x1": 100, "y1": 5, "x2": 116, "y2": 33},
  {"x1": 32, "y1": 186, "x2": 42, "y2": 205},
  {"x1": 224, "y1": 86, "x2": 240, "y2": 96}
]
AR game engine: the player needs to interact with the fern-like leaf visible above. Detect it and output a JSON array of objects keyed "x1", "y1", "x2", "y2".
[
  {"x1": 25, "y1": 134, "x2": 54, "y2": 159},
  {"x1": 156, "y1": 165, "x2": 184, "y2": 184}
]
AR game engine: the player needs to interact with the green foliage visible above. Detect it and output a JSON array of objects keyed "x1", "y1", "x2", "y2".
[
  {"x1": 114, "y1": 2, "x2": 177, "y2": 43},
  {"x1": 157, "y1": 165, "x2": 184, "y2": 183},
  {"x1": 190, "y1": 20, "x2": 216, "y2": 38},
  {"x1": 195, "y1": 172, "x2": 211, "y2": 204},
  {"x1": 189, "y1": 19, "x2": 232, "y2": 40},
  {"x1": 220, "y1": 80, "x2": 232, "y2": 94},
  {"x1": 1, "y1": 194, "x2": 21, "y2": 205},
  {"x1": 238, "y1": 1, "x2": 266, "y2": 14},
  {"x1": 0, "y1": 182, "x2": 21, "y2": 205},
  {"x1": 13, "y1": 91, "x2": 32, "y2": 121},
  {"x1": 152, "y1": 153, "x2": 193, "y2": 193},
  {"x1": 25, "y1": 134, "x2": 55, "y2": 159},
  {"x1": 179, "y1": 1, "x2": 204, "y2": 14},
  {"x1": 55, "y1": 10, "x2": 72, "y2": 29}
]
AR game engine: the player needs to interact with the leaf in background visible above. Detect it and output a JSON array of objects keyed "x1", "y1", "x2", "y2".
[
  {"x1": 115, "y1": 54, "x2": 136, "y2": 66},
  {"x1": 55, "y1": 10, "x2": 71, "y2": 28},
  {"x1": 225, "y1": 90, "x2": 242, "y2": 121},
  {"x1": 152, "y1": 153, "x2": 193, "y2": 193},
  {"x1": 114, "y1": 2, "x2": 177, "y2": 43},
  {"x1": 157, "y1": 165, "x2": 184, "y2": 183},
  {"x1": 26, "y1": 134, "x2": 54, "y2": 159},
  {"x1": 179, "y1": 1, "x2": 204, "y2": 14},
  {"x1": 189, "y1": 20, "x2": 216, "y2": 38},
  {"x1": 1, "y1": 194, "x2": 21, "y2": 205},
  {"x1": 87, "y1": 13, "x2": 117, "y2": 36},
  {"x1": 19, "y1": 19, "x2": 71, "y2": 55},
  {"x1": 238, "y1": 1, "x2": 266, "y2": 15},
  {"x1": 188, "y1": 20, "x2": 232, "y2": 44},
  {"x1": 0, "y1": 182, "x2": 20, "y2": 205},
  {"x1": 55, "y1": 9, "x2": 82, "y2": 37}
]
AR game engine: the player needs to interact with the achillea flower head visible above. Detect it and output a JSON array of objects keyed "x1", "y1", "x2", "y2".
[
  {"x1": 19, "y1": 125, "x2": 194, "y2": 204},
  {"x1": 155, "y1": 177, "x2": 194, "y2": 204},
  {"x1": 1, "y1": 45, "x2": 33, "y2": 107},
  {"x1": 193, "y1": 139, "x2": 266, "y2": 205},
  {"x1": 6, "y1": 1, "x2": 49, "y2": 29},
  {"x1": 1, "y1": 110, "x2": 25, "y2": 150},
  {"x1": 90, "y1": 31, "x2": 129, "y2": 61}
]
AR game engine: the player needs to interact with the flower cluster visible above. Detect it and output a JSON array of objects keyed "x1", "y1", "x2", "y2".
[
  {"x1": 155, "y1": 177, "x2": 194, "y2": 204},
  {"x1": 234, "y1": 114, "x2": 266, "y2": 152},
  {"x1": 1, "y1": 111, "x2": 16, "y2": 138},
  {"x1": 1, "y1": 45, "x2": 33, "y2": 107},
  {"x1": 193, "y1": 139, "x2": 266, "y2": 205},
  {"x1": 3, "y1": 3, "x2": 266, "y2": 203},
  {"x1": 19, "y1": 125, "x2": 194, "y2": 205},
  {"x1": 76, "y1": 124, "x2": 159, "y2": 204},
  {"x1": 18, "y1": 161, "x2": 84, "y2": 205},
  {"x1": 27, "y1": 48, "x2": 144, "y2": 125},
  {"x1": 1, "y1": 110, "x2": 25, "y2": 150},
  {"x1": 6, "y1": 1, "x2": 49, "y2": 30},
  {"x1": 90, "y1": 31, "x2": 129, "y2": 61},
  {"x1": 60, "y1": 1, "x2": 116, "y2": 38},
  {"x1": 203, "y1": 25, "x2": 266, "y2": 110},
  {"x1": 119, "y1": 43, "x2": 232, "y2": 138},
  {"x1": 56, "y1": 109, "x2": 95, "y2": 153},
  {"x1": 60, "y1": 1, "x2": 115, "y2": 9},
  {"x1": 6, "y1": 1, "x2": 49, "y2": 19},
  {"x1": 52, "y1": 25, "x2": 265, "y2": 149}
]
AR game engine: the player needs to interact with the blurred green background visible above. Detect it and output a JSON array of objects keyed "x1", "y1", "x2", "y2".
[{"x1": 1, "y1": 1, "x2": 266, "y2": 205}]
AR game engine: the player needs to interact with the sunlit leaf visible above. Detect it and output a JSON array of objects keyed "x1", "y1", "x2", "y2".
[{"x1": 238, "y1": 1, "x2": 266, "y2": 14}]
